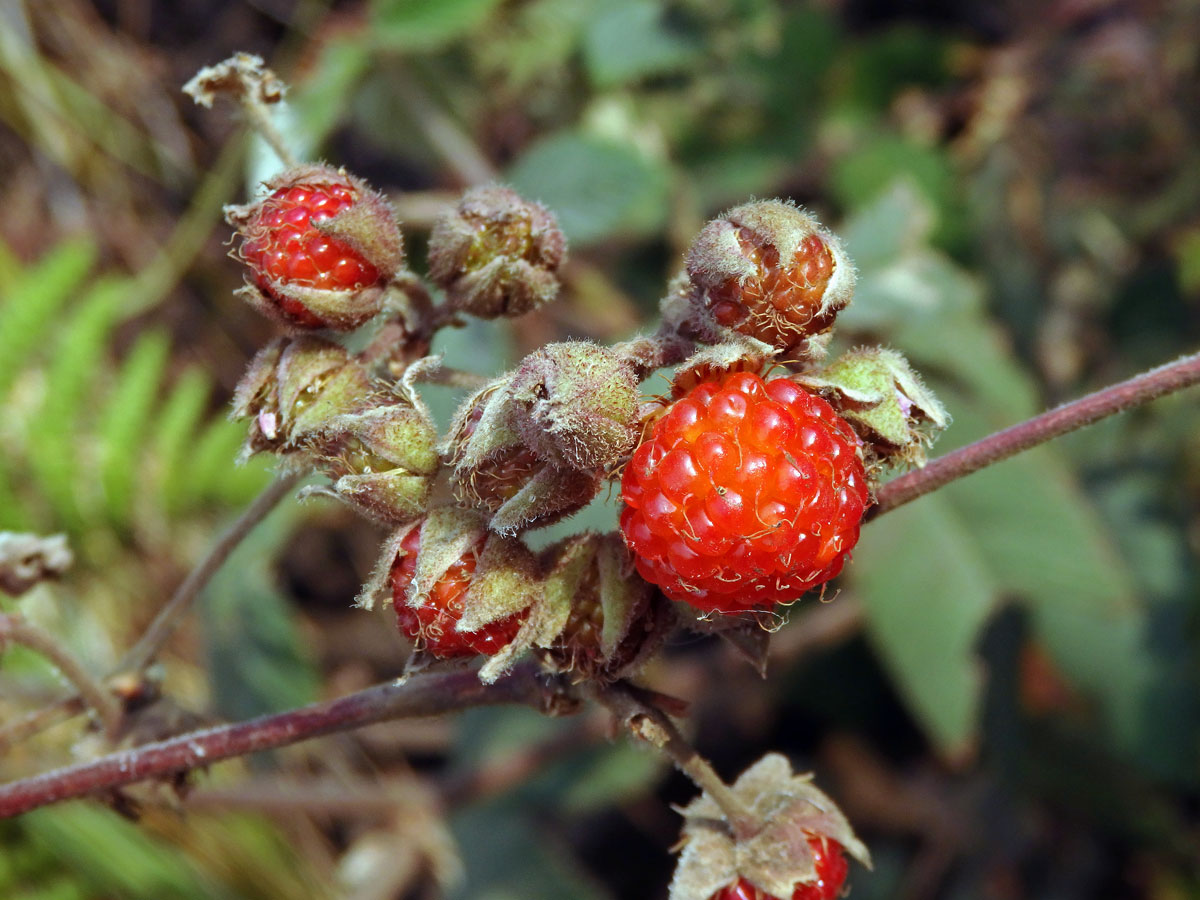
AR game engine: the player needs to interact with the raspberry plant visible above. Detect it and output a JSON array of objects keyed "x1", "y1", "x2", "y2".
[{"x1": 1, "y1": 27, "x2": 1199, "y2": 900}]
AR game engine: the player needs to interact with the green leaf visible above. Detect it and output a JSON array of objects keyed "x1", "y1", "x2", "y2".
[
  {"x1": 581, "y1": 0, "x2": 700, "y2": 88},
  {"x1": 0, "y1": 240, "x2": 95, "y2": 397},
  {"x1": 852, "y1": 496, "x2": 996, "y2": 756},
  {"x1": 97, "y1": 331, "x2": 171, "y2": 529},
  {"x1": 371, "y1": 0, "x2": 504, "y2": 51},
  {"x1": 506, "y1": 131, "x2": 670, "y2": 245},
  {"x1": 844, "y1": 184, "x2": 1146, "y2": 755},
  {"x1": 941, "y1": 399, "x2": 1137, "y2": 614},
  {"x1": 832, "y1": 137, "x2": 955, "y2": 229}
]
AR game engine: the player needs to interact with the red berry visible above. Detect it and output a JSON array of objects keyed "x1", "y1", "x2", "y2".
[
  {"x1": 708, "y1": 230, "x2": 835, "y2": 348},
  {"x1": 619, "y1": 371, "x2": 869, "y2": 614},
  {"x1": 710, "y1": 835, "x2": 848, "y2": 900},
  {"x1": 391, "y1": 527, "x2": 524, "y2": 658},
  {"x1": 685, "y1": 201, "x2": 854, "y2": 353},
  {"x1": 242, "y1": 181, "x2": 380, "y2": 321}
]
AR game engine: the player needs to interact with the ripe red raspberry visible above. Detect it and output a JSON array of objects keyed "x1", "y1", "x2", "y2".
[
  {"x1": 391, "y1": 528, "x2": 524, "y2": 658},
  {"x1": 619, "y1": 371, "x2": 869, "y2": 614},
  {"x1": 242, "y1": 181, "x2": 380, "y2": 325},
  {"x1": 710, "y1": 835, "x2": 848, "y2": 900}
]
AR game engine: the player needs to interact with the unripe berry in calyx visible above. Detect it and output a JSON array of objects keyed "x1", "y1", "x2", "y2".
[
  {"x1": 428, "y1": 184, "x2": 566, "y2": 319},
  {"x1": 227, "y1": 164, "x2": 405, "y2": 331},
  {"x1": 686, "y1": 200, "x2": 854, "y2": 355}
]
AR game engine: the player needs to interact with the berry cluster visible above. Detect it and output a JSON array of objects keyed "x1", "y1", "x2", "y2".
[{"x1": 213, "y1": 96, "x2": 941, "y2": 898}]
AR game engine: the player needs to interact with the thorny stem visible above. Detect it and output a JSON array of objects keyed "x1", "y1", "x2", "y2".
[
  {"x1": 0, "y1": 664, "x2": 575, "y2": 819},
  {"x1": 116, "y1": 471, "x2": 303, "y2": 675},
  {"x1": 592, "y1": 681, "x2": 762, "y2": 842},
  {"x1": 0, "y1": 615, "x2": 121, "y2": 740},
  {"x1": 873, "y1": 350, "x2": 1200, "y2": 517}
]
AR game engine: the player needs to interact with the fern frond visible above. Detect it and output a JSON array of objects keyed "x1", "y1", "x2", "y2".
[
  {"x1": 0, "y1": 240, "x2": 95, "y2": 397},
  {"x1": 98, "y1": 332, "x2": 171, "y2": 530},
  {"x1": 4, "y1": 240, "x2": 271, "y2": 543},
  {"x1": 24, "y1": 278, "x2": 126, "y2": 531}
]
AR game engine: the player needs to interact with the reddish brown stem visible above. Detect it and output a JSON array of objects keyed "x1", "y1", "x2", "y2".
[
  {"x1": 873, "y1": 350, "x2": 1200, "y2": 517},
  {"x1": 0, "y1": 664, "x2": 573, "y2": 819}
]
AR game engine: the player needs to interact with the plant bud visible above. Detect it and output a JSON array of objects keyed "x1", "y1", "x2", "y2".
[
  {"x1": 226, "y1": 164, "x2": 405, "y2": 331},
  {"x1": 232, "y1": 337, "x2": 439, "y2": 521},
  {"x1": 669, "y1": 754, "x2": 871, "y2": 900},
  {"x1": 801, "y1": 347, "x2": 949, "y2": 471},
  {"x1": 427, "y1": 184, "x2": 566, "y2": 319},
  {"x1": 309, "y1": 400, "x2": 440, "y2": 524},
  {"x1": 231, "y1": 336, "x2": 376, "y2": 458},
  {"x1": 686, "y1": 200, "x2": 854, "y2": 355},
  {"x1": 535, "y1": 533, "x2": 673, "y2": 683},
  {"x1": 508, "y1": 342, "x2": 640, "y2": 470},
  {"x1": 443, "y1": 375, "x2": 605, "y2": 535}
]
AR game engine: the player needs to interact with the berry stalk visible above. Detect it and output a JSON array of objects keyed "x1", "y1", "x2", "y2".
[
  {"x1": 873, "y1": 350, "x2": 1200, "y2": 516},
  {"x1": 593, "y1": 680, "x2": 762, "y2": 843}
]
